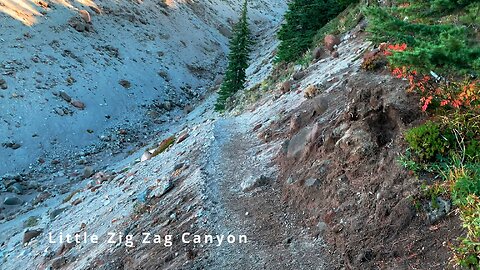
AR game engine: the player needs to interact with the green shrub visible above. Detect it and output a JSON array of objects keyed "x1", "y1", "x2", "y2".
[
  {"x1": 450, "y1": 165, "x2": 480, "y2": 206},
  {"x1": 405, "y1": 121, "x2": 455, "y2": 161}
]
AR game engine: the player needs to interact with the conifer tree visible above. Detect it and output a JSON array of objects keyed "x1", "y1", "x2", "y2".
[
  {"x1": 276, "y1": 0, "x2": 358, "y2": 63},
  {"x1": 215, "y1": 0, "x2": 252, "y2": 111}
]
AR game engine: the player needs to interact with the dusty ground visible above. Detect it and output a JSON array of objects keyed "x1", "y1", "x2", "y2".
[{"x1": 264, "y1": 52, "x2": 464, "y2": 269}]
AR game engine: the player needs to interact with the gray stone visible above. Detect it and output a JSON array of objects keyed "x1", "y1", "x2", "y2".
[
  {"x1": 427, "y1": 197, "x2": 451, "y2": 224},
  {"x1": 9, "y1": 183, "x2": 24, "y2": 194},
  {"x1": 292, "y1": 71, "x2": 305, "y2": 81},
  {"x1": 241, "y1": 175, "x2": 271, "y2": 192},
  {"x1": 59, "y1": 91, "x2": 71, "y2": 102},
  {"x1": 151, "y1": 179, "x2": 174, "y2": 198},
  {"x1": 286, "y1": 177, "x2": 296, "y2": 185},
  {"x1": 304, "y1": 178, "x2": 321, "y2": 188},
  {"x1": 4, "y1": 196, "x2": 22, "y2": 205},
  {"x1": 287, "y1": 127, "x2": 312, "y2": 158},
  {"x1": 0, "y1": 78, "x2": 7, "y2": 90},
  {"x1": 317, "y1": 221, "x2": 327, "y2": 233},
  {"x1": 83, "y1": 166, "x2": 94, "y2": 179},
  {"x1": 49, "y1": 207, "x2": 67, "y2": 220},
  {"x1": 137, "y1": 188, "x2": 151, "y2": 203}
]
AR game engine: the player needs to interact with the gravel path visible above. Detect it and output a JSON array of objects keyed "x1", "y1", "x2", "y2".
[{"x1": 194, "y1": 115, "x2": 329, "y2": 270}]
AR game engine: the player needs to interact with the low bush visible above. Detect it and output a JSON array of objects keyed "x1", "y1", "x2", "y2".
[{"x1": 405, "y1": 121, "x2": 455, "y2": 162}]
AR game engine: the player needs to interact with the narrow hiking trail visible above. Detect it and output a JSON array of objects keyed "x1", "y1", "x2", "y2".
[{"x1": 195, "y1": 115, "x2": 329, "y2": 269}]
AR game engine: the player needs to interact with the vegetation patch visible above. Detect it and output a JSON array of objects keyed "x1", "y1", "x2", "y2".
[{"x1": 365, "y1": 1, "x2": 480, "y2": 267}]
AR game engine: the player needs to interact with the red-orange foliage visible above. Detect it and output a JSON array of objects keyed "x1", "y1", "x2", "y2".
[{"x1": 391, "y1": 65, "x2": 480, "y2": 111}]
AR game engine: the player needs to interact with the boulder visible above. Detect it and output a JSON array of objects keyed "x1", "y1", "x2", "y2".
[
  {"x1": 23, "y1": 229, "x2": 42, "y2": 244},
  {"x1": 324, "y1": 34, "x2": 340, "y2": 52},
  {"x1": 241, "y1": 175, "x2": 271, "y2": 192},
  {"x1": 4, "y1": 196, "x2": 22, "y2": 205}
]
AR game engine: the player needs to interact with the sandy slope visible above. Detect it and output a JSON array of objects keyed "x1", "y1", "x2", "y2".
[
  {"x1": 0, "y1": 1, "x2": 292, "y2": 269},
  {"x1": 0, "y1": 0, "x2": 285, "y2": 176}
]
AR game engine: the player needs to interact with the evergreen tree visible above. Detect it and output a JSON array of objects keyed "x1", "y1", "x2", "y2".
[
  {"x1": 276, "y1": 0, "x2": 358, "y2": 63},
  {"x1": 215, "y1": 0, "x2": 252, "y2": 111}
]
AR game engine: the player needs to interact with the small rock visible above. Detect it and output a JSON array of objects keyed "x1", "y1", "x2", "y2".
[
  {"x1": 304, "y1": 178, "x2": 321, "y2": 188},
  {"x1": 184, "y1": 104, "x2": 193, "y2": 114},
  {"x1": 427, "y1": 197, "x2": 451, "y2": 224},
  {"x1": 304, "y1": 84, "x2": 318, "y2": 99},
  {"x1": 176, "y1": 133, "x2": 189, "y2": 144},
  {"x1": 137, "y1": 188, "x2": 151, "y2": 203},
  {"x1": 83, "y1": 166, "x2": 94, "y2": 179},
  {"x1": 252, "y1": 123, "x2": 262, "y2": 132},
  {"x1": 2, "y1": 142, "x2": 21, "y2": 149},
  {"x1": 286, "y1": 176, "x2": 296, "y2": 185},
  {"x1": 79, "y1": 10, "x2": 91, "y2": 23},
  {"x1": 119, "y1": 80, "x2": 131, "y2": 89},
  {"x1": 162, "y1": 101, "x2": 173, "y2": 111},
  {"x1": 49, "y1": 207, "x2": 67, "y2": 220},
  {"x1": 173, "y1": 162, "x2": 185, "y2": 171},
  {"x1": 241, "y1": 175, "x2": 271, "y2": 192},
  {"x1": 71, "y1": 198, "x2": 83, "y2": 206},
  {"x1": 75, "y1": 23, "x2": 86, "y2": 32},
  {"x1": 9, "y1": 183, "x2": 24, "y2": 194},
  {"x1": 317, "y1": 221, "x2": 327, "y2": 233},
  {"x1": 23, "y1": 229, "x2": 42, "y2": 244},
  {"x1": 312, "y1": 47, "x2": 325, "y2": 60},
  {"x1": 59, "y1": 91, "x2": 71, "y2": 102},
  {"x1": 151, "y1": 179, "x2": 174, "y2": 198},
  {"x1": 51, "y1": 256, "x2": 68, "y2": 269},
  {"x1": 292, "y1": 71, "x2": 305, "y2": 81},
  {"x1": 140, "y1": 151, "x2": 152, "y2": 162},
  {"x1": 71, "y1": 100, "x2": 85, "y2": 110},
  {"x1": 280, "y1": 80, "x2": 292, "y2": 94},
  {"x1": 290, "y1": 114, "x2": 300, "y2": 133},
  {"x1": 32, "y1": 191, "x2": 51, "y2": 205},
  {"x1": 4, "y1": 196, "x2": 22, "y2": 205},
  {"x1": 0, "y1": 79, "x2": 7, "y2": 90}
]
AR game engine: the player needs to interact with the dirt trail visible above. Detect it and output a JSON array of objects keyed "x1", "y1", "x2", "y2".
[{"x1": 195, "y1": 116, "x2": 329, "y2": 269}]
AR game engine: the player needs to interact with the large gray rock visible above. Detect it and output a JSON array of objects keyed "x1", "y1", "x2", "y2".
[
  {"x1": 287, "y1": 127, "x2": 312, "y2": 158},
  {"x1": 241, "y1": 175, "x2": 271, "y2": 192},
  {"x1": 4, "y1": 196, "x2": 22, "y2": 205}
]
